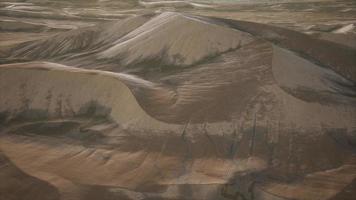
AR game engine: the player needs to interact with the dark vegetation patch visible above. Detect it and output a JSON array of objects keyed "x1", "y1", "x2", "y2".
[
  {"x1": 78, "y1": 101, "x2": 112, "y2": 118},
  {"x1": 15, "y1": 121, "x2": 79, "y2": 136},
  {"x1": 1, "y1": 101, "x2": 111, "y2": 127},
  {"x1": 12, "y1": 120, "x2": 106, "y2": 146},
  {"x1": 103, "y1": 124, "x2": 352, "y2": 181},
  {"x1": 0, "y1": 111, "x2": 9, "y2": 125},
  {"x1": 98, "y1": 44, "x2": 242, "y2": 78},
  {"x1": 10, "y1": 109, "x2": 49, "y2": 123}
]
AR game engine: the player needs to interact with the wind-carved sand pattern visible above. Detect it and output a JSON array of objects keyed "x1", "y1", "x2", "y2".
[{"x1": 0, "y1": 1, "x2": 356, "y2": 200}]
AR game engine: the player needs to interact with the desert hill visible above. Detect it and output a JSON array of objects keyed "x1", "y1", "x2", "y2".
[
  {"x1": 98, "y1": 12, "x2": 253, "y2": 66},
  {"x1": 6, "y1": 12, "x2": 356, "y2": 82},
  {"x1": 8, "y1": 12, "x2": 254, "y2": 69},
  {"x1": 0, "y1": 11, "x2": 356, "y2": 200},
  {"x1": 9, "y1": 15, "x2": 151, "y2": 60}
]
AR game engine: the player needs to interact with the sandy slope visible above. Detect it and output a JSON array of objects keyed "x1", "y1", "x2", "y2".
[
  {"x1": 0, "y1": 11, "x2": 356, "y2": 200},
  {"x1": 0, "y1": 63, "x2": 269, "y2": 200},
  {"x1": 0, "y1": 151, "x2": 60, "y2": 200},
  {"x1": 9, "y1": 12, "x2": 254, "y2": 68},
  {"x1": 213, "y1": 18, "x2": 356, "y2": 83},
  {"x1": 0, "y1": 53, "x2": 355, "y2": 199},
  {"x1": 0, "y1": 62, "x2": 180, "y2": 133},
  {"x1": 99, "y1": 12, "x2": 253, "y2": 66},
  {"x1": 9, "y1": 15, "x2": 151, "y2": 60}
]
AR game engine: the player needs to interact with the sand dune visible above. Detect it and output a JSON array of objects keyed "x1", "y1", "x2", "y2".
[
  {"x1": 0, "y1": 62, "x2": 181, "y2": 133},
  {"x1": 99, "y1": 12, "x2": 253, "y2": 66},
  {"x1": 0, "y1": 19, "x2": 59, "y2": 32},
  {"x1": 7, "y1": 12, "x2": 356, "y2": 79},
  {"x1": 0, "y1": 63, "x2": 270, "y2": 200},
  {"x1": 138, "y1": 1, "x2": 214, "y2": 9},
  {"x1": 9, "y1": 12, "x2": 254, "y2": 68},
  {"x1": 214, "y1": 18, "x2": 356, "y2": 82},
  {"x1": 1, "y1": 8, "x2": 356, "y2": 200},
  {"x1": 10, "y1": 15, "x2": 151, "y2": 60}
]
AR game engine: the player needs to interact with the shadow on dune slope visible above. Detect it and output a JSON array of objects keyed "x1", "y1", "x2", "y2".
[
  {"x1": 213, "y1": 17, "x2": 356, "y2": 82},
  {"x1": 0, "y1": 151, "x2": 60, "y2": 200}
]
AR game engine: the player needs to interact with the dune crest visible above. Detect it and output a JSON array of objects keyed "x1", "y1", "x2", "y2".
[
  {"x1": 0, "y1": 62, "x2": 181, "y2": 132},
  {"x1": 10, "y1": 15, "x2": 151, "y2": 59},
  {"x1": 99, "y1": 12, "x2": 254, "y2": 66}
]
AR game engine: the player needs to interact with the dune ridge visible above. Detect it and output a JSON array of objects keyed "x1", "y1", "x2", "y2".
[
  {"x1": 10, "y1": 15, "x2": 151, "y2": 59},
  {"x1": 8, "y1": 12, "x2": 255, "y2": 68},
  {"x1": 95, "y1": 12, "x2": 254, "y2": 66},
  {"x1": 0, "y1": 62, "x2": 182, "y2": 133}
]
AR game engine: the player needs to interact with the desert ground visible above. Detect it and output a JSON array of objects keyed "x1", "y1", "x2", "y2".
[{"x1": 0, "y1": 0, "x2": 355, "y2": 200}]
